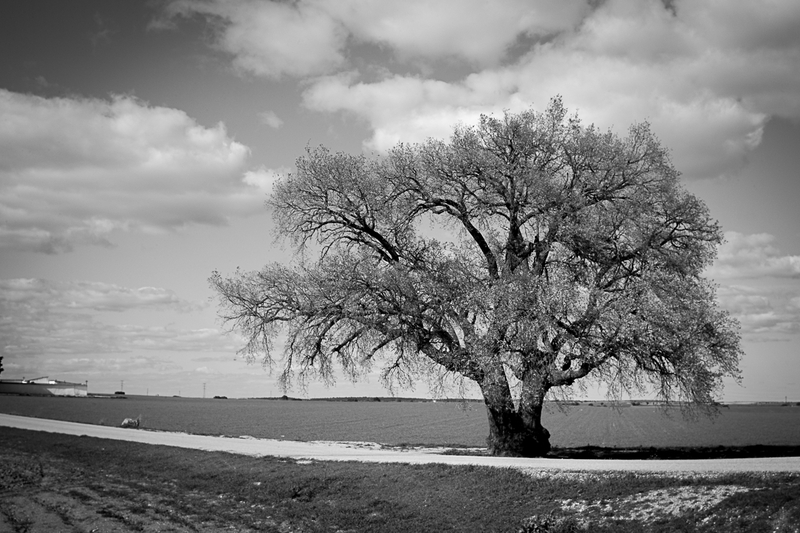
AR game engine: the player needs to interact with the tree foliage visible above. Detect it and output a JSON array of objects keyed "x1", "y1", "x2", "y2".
[{"x1": 211, "y1": 98, "x2": 742, "y2": 456}]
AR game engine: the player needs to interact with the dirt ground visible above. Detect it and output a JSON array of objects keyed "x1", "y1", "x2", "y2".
[
  {"x1": 4, "y1": 444, "x2": 799, "y2": 533},
  {"x1": 0, "y1": 447, "x2": 280, "y2": 533}
]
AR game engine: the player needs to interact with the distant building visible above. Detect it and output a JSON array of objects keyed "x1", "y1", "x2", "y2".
[{"x1": 0, "y1": 377, "x2": 88, "y2": 397}]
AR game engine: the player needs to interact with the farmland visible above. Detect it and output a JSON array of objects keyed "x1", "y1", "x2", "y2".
[{"x1": 1, "y1": 394, "x2": 799, "y2": 449}]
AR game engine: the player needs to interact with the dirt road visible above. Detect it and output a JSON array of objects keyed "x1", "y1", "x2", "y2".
[{"x1": 3, "y1": 413, "x2": 800, "y2": 473}]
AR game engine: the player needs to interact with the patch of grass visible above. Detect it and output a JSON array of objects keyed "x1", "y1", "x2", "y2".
[
  {"x1": 547, "y1": 445, "x2": 800, "y2": 460},
  {"x1": 1, "y1": 426, "x2": 799, "y2": 532},
  {"x1": 696, "y1": 480, "x2": 800, "y2": 532}
]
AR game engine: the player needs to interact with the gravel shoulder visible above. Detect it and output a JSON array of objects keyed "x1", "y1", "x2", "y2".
[{"x1": 3, "y1": 413, "x2": 800, "y2": 473}]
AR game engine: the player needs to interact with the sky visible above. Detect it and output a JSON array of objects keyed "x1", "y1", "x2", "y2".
[{"x1": 0, "y1": 0, "x2": 798, "y2": 401}]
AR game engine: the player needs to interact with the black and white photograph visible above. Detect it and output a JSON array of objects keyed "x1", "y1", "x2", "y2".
[{"x1": 1, "y1": 1, "x2": 799, "y2": 531}]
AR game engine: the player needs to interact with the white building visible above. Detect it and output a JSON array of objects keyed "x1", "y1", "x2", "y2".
[{"x1": 0, "y1": 377, "x2": 88, "y2": 397}]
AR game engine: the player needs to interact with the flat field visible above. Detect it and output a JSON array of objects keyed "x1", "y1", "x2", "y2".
[{"x1": 1, "y1": 394, "x2": 799, "y2": 449}]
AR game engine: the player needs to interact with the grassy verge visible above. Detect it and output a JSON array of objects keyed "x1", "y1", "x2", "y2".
[
  {"x1": 438, "y1": 444, "x2": 800, "y2": 459},
  {"x1": 1, "y1": 427, "x2": 799, "y2": 532}
]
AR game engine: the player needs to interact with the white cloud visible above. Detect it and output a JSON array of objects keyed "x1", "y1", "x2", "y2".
[
  {"x1": 717, "y1": 284, "x2": 800, "y2": 335},
  {"x1": 710, "y1": 232, "x2": 800, "y2": 337},
  {"x1": 2, "y1": 354, "x2": 187, "y2": 383},
  {"x1": 162, "y1": 0, "x2": 589, "y2": 73},
  {"x1": 303, "y1": 0, "x2": 795, "y2": 178},
  {"x1": 303, "y1": 2, "x2": 779, "y2": 178},
  {"x1": 242, "y1": 166, "x2": 289, "y2": 195},
  {"x1": 162, "y1": 0, "x2": 800, "y2": 179},
  {"x1": 707, "y1": 232, "x2": 800, "y2": 279},
  {"x1": 0, "y1": 278, "x2": 241, "y2": 358},
  {"x1": 0, "y1": 278, "x2": 200, "y2": 313},
  {"x1": 678, "y1": 1, "x2": 800, "y2": 56},
  {"x1": 303, "y1": 71, "x2": 769, "y2": 181},
  {"x1": 162, "y1": 0, "x2": 347, "y2": 78},
  {"x1": 303, "y1": 73, "x2": 508, "y2": 149},
  {"x1": 0, "y1": 90, "x2": 263, "y2": 254},
  {"x1": 319, "y1": 0, "x2": 588, "y2": 65},
  {"x1": 259, "y1": 110, "x2": 284, "y2": 129},
  {"x1": 0, "y1": 307, "x2": 238, "y2": 357},
  {"x1": 677, "y1": 3, "x2": 800, "y2": 119}
]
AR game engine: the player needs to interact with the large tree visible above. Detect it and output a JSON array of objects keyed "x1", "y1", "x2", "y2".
[{"x1": 211, "y1": 98, "x2": 742, "y2": 457}]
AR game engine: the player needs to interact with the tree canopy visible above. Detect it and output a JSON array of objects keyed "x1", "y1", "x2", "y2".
[{"x1": 211, "y1": 97, "x2": 742, "y2": 456}]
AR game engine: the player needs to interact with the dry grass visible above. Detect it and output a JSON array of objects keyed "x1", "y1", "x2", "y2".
[{"x1": 1, "y1": 426, "x2": 799, "y2": 532}]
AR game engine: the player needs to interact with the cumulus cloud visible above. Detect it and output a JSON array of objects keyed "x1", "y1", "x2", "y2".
[
  {"x1": 707, "y1": 232, "x2": 800, "y2": 279},
  {"x1": 165, "y1": 0, "x2": 800, "y2": 179},
  {"x1": 305, "y1": 0, "x2": 794, "y2": 178},
  {"x1": 161, "y1": 0, "x2": 348, "y2": 78},
  {"x1": 161, "y1": 0, "x2": 588, "y2": 74},
  {"x1": 315, "y1": 65, "x2": 764, "y2": 182},
  {"x1": 303, "y1": 73, "x2": 506, "y2": 148},
  {"x1": 0, "y1": 90, "x2": 264, "y2": 254},
  {"x1": 320, "y1": 0, "x2": 588, "y2": 65}
]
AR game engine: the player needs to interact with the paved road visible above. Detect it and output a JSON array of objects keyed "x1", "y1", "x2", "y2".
[{"x1": 3, "y1": 413, "x2": 799, "y2": 473}]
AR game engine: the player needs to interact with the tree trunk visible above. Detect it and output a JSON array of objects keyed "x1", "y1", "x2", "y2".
[{"x1": 479, "y1": 366, "x2": 551, "y2": 457}]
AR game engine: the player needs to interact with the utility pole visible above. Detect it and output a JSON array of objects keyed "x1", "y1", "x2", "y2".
[{"x1": 203, "y1": 382, "x2": 206, "y2": 399}]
